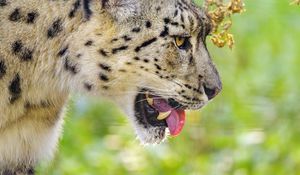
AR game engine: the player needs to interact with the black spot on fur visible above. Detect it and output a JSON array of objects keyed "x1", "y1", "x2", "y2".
[
  {"x1": 132, "y1": 27, "x2": 141, "y2": 33},
  {"x1": 64, "y1": 58, "x2": 78, "y2": 74},
  {"x1": 101, "y1": 0, "x2": 109, "y2": 8},
  {"x1": 26, "y1": 12, "x2": 38, "y2": 24},
  {"x1": 133, "y1": 57, "x2": 140, "y2": 61},
  {"x1": 99, "y1": 73, "x2": 109, "y2": 82},
  {"x1": 84, "y1": 40, "x2": 93, "y2": 46},
  {"x1": 9, "y1": 8, "x2": 21, "y2": 21},
  {"x1": 122, "y1": 35, "x2": 132, "y2": 42},
  {"x1": 99, "y1": 63, "x2": 111, "y2": 72},
  {"x1": 184, "y1": 84, "x2": 192, "y2": 89},
  {"x1": 25, "y1": 101, "x2": 47, "y2": 109},
  {"x1": 159, "y1": 26, "x2": 169, "y2": 37},
  {"x1": 84, "y1": 83, "x2": 93, "y2": 91},
  {"x1": 182, "y1": 95, "x2": 191, "y2": 101},
  {"x1": 0, "y1": 0, "x2": 7, "y2": 6},
  {"x1": 102, "y1": 85, "x2": 109, "y2": 90},
  {"x1": 24, "y1": 101, "x2": 34, "y2": 109},
  {"x1": 0, "y1": 60, "x2": 7, "y2": 79},
  {"x1": 47, "y1": 19, "x2": 63, "y2": 38},
  {"x1": 2, "y1": 167, "x2": 34, "y2": 175},
  {"x1": 58, "y1": 46, "x2": 68, "y2": 57},
  {"x1": 174, "y1": 9, "x2": 178, "y2": 17},
  {"x1": 154, "y1": 63, "x2": 162, "y2": 70},
  {"x1": 12, "y1": 41, "x2": 33, "y2": 61},
  {"x1": 76, "y1": 53, "x2": 82, "y2": 58},
  {"x1": 180, "y1": 14, "x2": 185, "y2": 23},
  {"x1": 171, "y1": 22, "x2": 179, "y2": 26},
  {"x1": 143, "y1": 59, "x2": 149, "y2": 63},
  {"x1": 20, "y1": 48, "x2": 33, "y2": 61},
  {"x1": 119, "y1": 69, "x2": 127, "y2": 73},
  {"x1": 156, "y1": 6, "x2": 161, "y2": 12},
  {"x1": 12, "y1": 40, "x2": 23, "y2": 54},
  {"x1": 192, "y1": 87, "x2": 201, "y2": 94},
  {"x1": 83, "y1": 0, "x2": 92, "y2": 20},
  {"x1": 163, "y1": 18, "x2": 170, "y2": 24},
  {"x1": 2, "y1": 169, "x2": 14, "y2": 175},
  {"x1": 111, "y1": 38, "x2": 118, "y2": 42},
  {"x1": 99, "y1": 49, "x2": 109, "y2": 57},
  {"x1": 189, "y1": 56, "x2": 193, "y2": 64},
  {"x1": 69, "y1": 0, "x2": 81, "y2": 18},
  {"x1": 112, "y1": 46, "x2": 128, "y2": 54},
  {"x1": 27, "y1": 167, "x2": 35, "y2": 175},
  {"x1": 9, "y1": 74, "x2": 22, "y2": 104},
  {"x1": 135, "y1": 38, "x2": 157, "y2": 52},
  {"x1": 145, "y1": 21, "x2": 152, "y2": 28}
]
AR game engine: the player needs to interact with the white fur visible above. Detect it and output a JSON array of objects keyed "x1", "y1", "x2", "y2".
[{"x1": 0, "y1": 0, "x2": 221, "y2": 172}]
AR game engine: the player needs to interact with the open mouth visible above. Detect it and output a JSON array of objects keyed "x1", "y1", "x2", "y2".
[{"x1": 134, "y1": 89, "x2": 186, "y2": 136}]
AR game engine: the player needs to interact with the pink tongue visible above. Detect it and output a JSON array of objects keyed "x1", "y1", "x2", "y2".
[{"x1": 153, "y1": 99, "x2": 186, "y2": 136}]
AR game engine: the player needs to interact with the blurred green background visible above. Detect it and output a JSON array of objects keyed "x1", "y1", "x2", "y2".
[{"x1": 37, "y1": 1, "x2": 300, "y2": 175}]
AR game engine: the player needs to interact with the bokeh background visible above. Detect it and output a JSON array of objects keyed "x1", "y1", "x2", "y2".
[{"x1": 37, "y1": 1, "x2": 300, "y2": 174}]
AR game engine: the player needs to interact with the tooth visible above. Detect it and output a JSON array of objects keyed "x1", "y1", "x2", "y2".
[
  {"x1": 157, "y1": 111, "x2": 172, "y2": 120},
  {"x1": 146, "y1": 93, "x2": 154, "y2": 106}
]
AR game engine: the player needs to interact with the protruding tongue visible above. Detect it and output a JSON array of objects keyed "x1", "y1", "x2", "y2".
[{"x1": 153, "y1": 99, "x2": 186, "y2": 136}]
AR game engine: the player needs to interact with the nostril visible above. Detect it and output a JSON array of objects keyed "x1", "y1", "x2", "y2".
[{"x1": 204, "y1": 86, "x2": 217, "y2": 100}]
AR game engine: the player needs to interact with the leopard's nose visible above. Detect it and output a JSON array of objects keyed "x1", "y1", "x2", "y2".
[{"x1": 204, "y1": 85, "x2": 221, "y2": 100}]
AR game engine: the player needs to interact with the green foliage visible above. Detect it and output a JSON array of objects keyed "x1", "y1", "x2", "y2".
[{"x1": 37, "y1": 1, "x2": 300, "y2": 174}]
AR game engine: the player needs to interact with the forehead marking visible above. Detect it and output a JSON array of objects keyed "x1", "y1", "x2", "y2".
[{"x1": 159, "y1": 26, "x2": 169, "y2": 37}]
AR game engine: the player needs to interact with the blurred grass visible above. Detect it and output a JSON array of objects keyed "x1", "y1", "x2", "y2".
[{"x1": 37, "y1": 1, "x2": 300, "y2": 175}]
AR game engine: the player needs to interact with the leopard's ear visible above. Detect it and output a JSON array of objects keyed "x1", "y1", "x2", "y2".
[{"x1": 102, "y1": 0, "x2": 141, "y2": 22}]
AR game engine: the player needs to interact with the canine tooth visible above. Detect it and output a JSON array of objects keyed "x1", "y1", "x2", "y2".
[
  {"x1": 146, "y1": 93, "x2": 154, "y2": 106},
  {"x1": 157, "y1": 111, "x2": 172, "y2": 120}
]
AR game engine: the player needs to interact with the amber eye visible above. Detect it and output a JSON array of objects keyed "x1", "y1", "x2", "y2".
[{"x1": 174, "y1": 36, "x2": 191, "y2": 50}]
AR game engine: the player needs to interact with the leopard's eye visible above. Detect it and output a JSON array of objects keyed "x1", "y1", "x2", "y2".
[{"x1": 174, "y1": 36, "x2": 191, "y2": 50}]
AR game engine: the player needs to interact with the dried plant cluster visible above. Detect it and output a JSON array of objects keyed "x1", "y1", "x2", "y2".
[
  {"x1": 291, "y1": 0, "x2": 300, "y2": 5},
  {"x1": 204, "y1": 0, "x2": 298, "y2": 49},
  {"x1": 204, "y1": 0, "x2": 245, "y2": 49}
]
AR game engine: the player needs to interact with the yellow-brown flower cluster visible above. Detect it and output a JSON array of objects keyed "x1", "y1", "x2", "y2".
[
  {"x1": 204, "y1": 0, "x2": 245, "y2": 49},
  {"x1": 290, "y1": 0, "x2": 300, "y2": 5}
]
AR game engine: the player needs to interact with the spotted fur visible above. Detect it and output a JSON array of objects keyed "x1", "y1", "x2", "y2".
[{"x1": 0, "y1": 0, "x2": 221, "y2": 173}]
